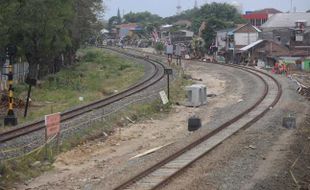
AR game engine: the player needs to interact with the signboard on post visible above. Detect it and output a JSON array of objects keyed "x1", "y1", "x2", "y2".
[
  {"x1": 159, "y1": 91, "x2": 169, "y2": 105},
  {"x1": 164, "y1": 68, "x2": 173, "y2": 75},
  {"x1": 45, "y1": 112, "x2": 61, "y2": 138}
]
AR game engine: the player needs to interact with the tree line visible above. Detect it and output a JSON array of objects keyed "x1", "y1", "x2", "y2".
[
  {"x1": 0, "y1": 0, "x2": 104, "y2": 79},
  {"x1": 108, "y1": 3, "x2": 245, "y2": 53},
  {"x1": 165, "y1": 3, "x2": 245, "y2": 49}
]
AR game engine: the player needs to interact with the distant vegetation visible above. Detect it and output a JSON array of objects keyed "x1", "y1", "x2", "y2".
[
  {"x1": 109, "y1": 2, "x2": 245, "y2": 52},
  {"x1": 108, "y1": 11, "x2": 164, "y2": 38},
  {"x1": 123, "y1": 11, "x2": 163, "y2": 25},
  {"x1": 0, "y1": 0, "x2": 104, "y2": 79},
  {"x1": 165, "y1": 3, "x2": 246, "y2": 48}
]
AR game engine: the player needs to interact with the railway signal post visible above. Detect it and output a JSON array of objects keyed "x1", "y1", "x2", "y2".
[{"x1": 4, "y1": 44, "x2": 18, "y2": 126}]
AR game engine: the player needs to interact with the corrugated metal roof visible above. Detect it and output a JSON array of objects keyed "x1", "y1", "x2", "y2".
[
  {"x1": 240, "y1": 40, "x2": 264, "y2": 51},
  {"x1": 261, "y1": 13, "x2": 310, "y2": 28}
]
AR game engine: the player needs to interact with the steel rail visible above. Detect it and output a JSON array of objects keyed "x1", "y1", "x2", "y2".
[
  {"x1": 111, "y1": 48, "x2": 282, "y2": 190},
  {"x1": 0, "y1": 48, "x2": 166, "y2": 143}
]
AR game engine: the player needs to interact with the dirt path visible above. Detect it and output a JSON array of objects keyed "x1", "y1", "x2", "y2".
[
  {"x1": 17, "y1": 62, "x2": 242, "y2": 190},
  {"x1": 18, "y1": 60, "x2": 305, "y2": 190},
  {"x1": 158, "y1": 72, "x2": 310, "y2": 190}
]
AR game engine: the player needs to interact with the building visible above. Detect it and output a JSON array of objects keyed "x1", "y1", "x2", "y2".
[
  {"x1": 116, "y1": 23, "x2": 143, "y2": 39},
  {"x1": 261, "y1": 13, "x2": 310, "y2": 29},
  {"x1": 215, "y1": 23, "x2": 261, "y2": 63},
  {"x1": 242, "y1": 8, "x2": 282, "y2": 27},
  {"x1": 215, "y1": 28, "x2": 235, "y2": 50},
  {"x1": 261, "y1": 13, "x2": 310, "y2": 57},
  {"x1": 171, "y1": 30, "x2": 194, "y2": 45},
  {"x1": 237, "y1": 40, "x2": 290, "y2": 66},
  {"x1": 231, "y1": 24, "x2": 262, "y2": 49},
  {"x1": 216, "y1": 23, "x2": 261, "y2": 51},
  {"x1": 174, "y1": 20, "x2": 192, "y2": 28},
  {"x1": 160, "y1": 23, "x2": 194, "y2": 45}
]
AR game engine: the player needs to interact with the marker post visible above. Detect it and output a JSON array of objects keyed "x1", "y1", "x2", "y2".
[
  {"x1": 4, "y1": 44, "x2": 18, "y2": 126},
  {"x1": 164, "y1": 68, "x2": 173, "y2": 101}
]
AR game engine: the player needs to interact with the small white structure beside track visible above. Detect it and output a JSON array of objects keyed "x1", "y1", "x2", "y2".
[{"x1": 185, "y1": 84, "x2": 207, "y2": 107}]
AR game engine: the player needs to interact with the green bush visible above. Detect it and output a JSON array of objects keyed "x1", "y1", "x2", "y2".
[{"x1": 154, "y1": 42, "x2": 164, "y2": 53}]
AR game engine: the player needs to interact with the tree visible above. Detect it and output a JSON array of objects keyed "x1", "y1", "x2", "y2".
[
  {"x1": 166, "y1": 3, "x2": 245, "y2": 31},
  {"x1": 201, "y1": 17, "x2": 229, "y2": 48},
  {"x1": 307, "y1": 10, "x2": 310, "y2": 13},
  {"x1": 165, "y1": 2, "x2": 245, "y2": 53},
  {"x1": 0, "y1": 0, "x2": 104, "y2": 78},
  {"x1": 70, "y1": 0, "x2": 104, "y2": 48},
  {"x1": 108, "y1": 16, "x2": 120, "y2": 31},
  {"x1": 0, "y1": 0, "x2": 75, "y2": 78},
  {"x1": 154, "y1": 42, "x2": 164, "y2": 54},
  {"x1": 164, "y1": 8, "x2": 198, "y2": 24},
  {"x1": 123, "y1": 11, "x2": 162, "y2": 25}
]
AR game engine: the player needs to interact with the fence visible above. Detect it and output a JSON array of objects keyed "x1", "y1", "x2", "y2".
[{"x1": 0, "y1": 61, "x2": 29, "y2": 91}]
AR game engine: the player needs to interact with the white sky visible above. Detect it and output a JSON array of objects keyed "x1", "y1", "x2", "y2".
[{"x1": 103, "y1": 0, "x2": 310, "y2": 19}]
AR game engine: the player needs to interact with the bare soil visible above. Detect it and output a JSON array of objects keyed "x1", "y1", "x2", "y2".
[
  {"x1": 16, "y1": 61, "x2": 241, "y2": 190},
  {"x1": 158, "y1": 73, "x2": 310, "y2": 190},
  {"x1": 15, "y1": 61, "x2": 309, "y2": 190}
]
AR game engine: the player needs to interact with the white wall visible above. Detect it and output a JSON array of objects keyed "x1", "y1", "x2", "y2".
[
  {"x1": 234, "y1": 33, "x2": 259, "y2": 46},
  {"x1": 216, "y1": 31, "x2": 227, "y2": 50},
  {"x1": 184, "y1": 31, "x2": 194, "y2": 37},
  {"x1": 1, "y1": 61, "x2": 29, "y2": 90}
]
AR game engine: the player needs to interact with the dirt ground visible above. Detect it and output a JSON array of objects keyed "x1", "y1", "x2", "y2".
[
  {"x1": 15, "y1": 60, "x2": 309, "y2": 190},
  {"x1": 16, "y1": 61, "x2": 242, "y2": 190},
  {"x1": 157, "y1": 70, "x2": 310, "y2": 190}
]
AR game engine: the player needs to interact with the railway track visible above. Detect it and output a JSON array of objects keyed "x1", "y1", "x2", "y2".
[
  {"x1": 0, "y1": 47, "x2": 167, "y2": 145},
  {"x1": 111, "y1": 48, "x2": 282, "y2": 190}
]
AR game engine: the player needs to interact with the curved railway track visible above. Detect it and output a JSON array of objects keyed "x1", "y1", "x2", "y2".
[
  {"x1": 0, "y1": 48, "x2": 167, "y2": 144},
  {"x1": 0, "y1": 47, "x2": 283, "y2": 189},
  {"x1": 111, "y1": 48, "x2": 282, "y2": 190}
]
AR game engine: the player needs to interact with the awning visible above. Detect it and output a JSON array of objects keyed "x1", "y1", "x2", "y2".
[{"x1": 240, "y1": 40, "x2": 264, "y2": 51}]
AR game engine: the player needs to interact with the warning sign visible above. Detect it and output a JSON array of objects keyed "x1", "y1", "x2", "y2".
[
  {"x1": 45, "y1": 112, "x2": 61, "y2": 138},
  {"x1": 159, "y1": 91, "x2": 169, "y2": 105}
]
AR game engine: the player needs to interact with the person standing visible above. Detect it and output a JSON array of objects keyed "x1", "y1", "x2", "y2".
[
  {"x1": 166, "y1": 41, "x2": 173, "y2": 65},
  {"x1": 175, "y1": 43, "x2": 182, "y2": 66}
]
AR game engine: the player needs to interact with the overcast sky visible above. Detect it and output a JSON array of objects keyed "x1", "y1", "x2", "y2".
[{"x1": 103, "y1": 0, "x2": 310, "y2": 19}]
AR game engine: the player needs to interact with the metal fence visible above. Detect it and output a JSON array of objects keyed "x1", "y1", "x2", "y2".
[{"x1": 0, "y1": 61, "x2": 29, "y2": 91}]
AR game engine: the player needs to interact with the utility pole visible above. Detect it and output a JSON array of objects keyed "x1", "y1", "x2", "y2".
[
  {"x1": 194, "y1": 0, "x2": 198, "y2": 9},
  {"x1": 4, "y1": 44, "x2": 18, "y2": 126},
  {"x1": 176, "y1": 0, "x2": 182, "y2": 15},
  {"x1": 290, "y1": 0, "x2": 293, "y2": 12}
]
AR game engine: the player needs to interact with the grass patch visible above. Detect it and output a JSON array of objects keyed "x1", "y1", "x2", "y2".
[
  {"x1": 0, "y1": 99, "x2": 169, "y2": 188},
  {"x1": 0, "y1": 63, "x2": 191, "y2": 188},
  {"x1": 11, "y1": 48, "x2": 144, "y2": 123}
]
